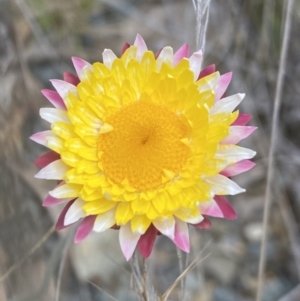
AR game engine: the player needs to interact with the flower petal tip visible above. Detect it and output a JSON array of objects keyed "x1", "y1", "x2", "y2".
[
  {"x1": 74, "y1": 215, "x2": 96, "y2": 244},
  {"x1": 194, "y1": 217, "x2": 212, "y2": 230},
  {"x1": 29, "y1": 133, "x2": 39, "y2": 143},
  {"x1": 189, "y1": 49, "x2": 203, "y2": 80},
  {"x1": 93, "y1": 210, "x2": 116, "y2": 232},
  {"x1": 214, "y1": 196, "x2": 238, "y2": 220},
  {"x1": 64, "y1": 198, "x2": 86, "y2": 226},
  {"x1": 35, "y1": 159, "x2": 68, "y2": 180},
  {"x1": 221, "y1": 160, "x2": 256, "y2": 177},
  {"x1": 199, "y1": 200, "x2": 224, "y2": 218},
  {"x1": 41, "y1": 89, "x2": 66, "y2": 109},
  {"x1": 174, "y1": 43, "x2": 190, "y2": 65},
  {"x1": 135, "y1": 33, "x2": 143, "y2": 40},
  {"x1": 232, "y1": 114, "x2": 252, "y2": 126},
  {"x1": 71, "y1": 56, "x2": 92, "y2": 80},
  {"x1": 134, "y1": 34, "x2": 147, "y2": 49},
  {"x1": 30, "y1": 131, "x2": 54, "y2": 146},
  {"x1": 102, "y1": 49, "x2": 117, "y2": 68},
  {"x1": 174, "y1": 238, "x2": 190, "y2": 252},
  {"x1": 50, "y1": 79, "x2": 77, "y2": 98},
  {"x1": 63, "y1": 72, "x2": 80, "y2": 86},
  {"x1": 221, "y1": 125, "x2": 257, "y2": 144},
  {"x1": 119, "y1": 224, "x2": 141, "y2": 261},
  {"x1": 55, "y1": 200, "x2": 76, "y2": 230},
  {"x1": 121, "y1": 42, "x2": 131, "y2": 54},
  {"x1": 153, "y1": 217, "x2": 175, "y2": 240},
  {"x1": 137, "y1": 225, "x2": 158, "y2": 258},
  {"x1": 34, "y1": 171, "x2": 43, "y2": 179},
  {"x1": 174, "y1": 220, "x2": 190, "y2": 253},
  {"x1": 156, "y1": 46, "x2": 174, "y2": 69},
  {"x1": 34, "y1": 151, "x2": 60, "y2": 169},
  {"x1": 215, "y1": 72, "x2": 233, "y2": 101},
  {"x1": 71, "y1": 56, "x2": 88, "y2": 69},
  {"x1": 198, "y1": 64, "x2": 216, "y2": 79},
  {"x1": 43, "y1": 194, "x2": 64, "y2": 207}
]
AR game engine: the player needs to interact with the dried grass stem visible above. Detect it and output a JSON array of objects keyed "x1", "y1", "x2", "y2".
[{"x1": 256, "y1": 0, "x2": 295, "y2": 300}]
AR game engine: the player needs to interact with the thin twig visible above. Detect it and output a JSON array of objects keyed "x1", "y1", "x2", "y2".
[
  {"x1": 13, "y1": 0, "x2": 68, "y2": 70},
  {"x1": 142, "y1": 259, "x2": 149, "y2": 300},
  {"x1": 162, "y1": 240, "x2": 211, "y2": 301},
  {"x1": 176, "y1": 248, "x2": 187, "y2": 301},
  {"x1": 142, "y1": 258, "x2": 157, "y2": 301},
  {"x1": 191, "y1": 0, "x2": 197, "y2": 11},
  {"x1": 277, "y1": 191, "x2": 300, "y2": 279},
  {"x1": 88, "y1": 281, "x2": 120, "y2": 301},
  {"x1": 13, "y1": 0, "x2": 57, "y2": 57},
  {"x1": 130, "y1": 252, "x2": 158, "y2": 301},
  {"x1": 98, "y1": 247, "x2": 131, "y2": 276},
  {"x1": 183, "y1": 251, "x2": 189, "y2": 301},
  {"x1": 130, "y1": 251, "x2": 145, "y2": 300},
  {"x1": 0, "y1": 225, "x2": 55, "y2": 283},
  {"x1": 162, "y1": 253, "x2": 210, "y2": 301},
  {"x1": 176, "y1": 248, "x2": 183, "y2": 273},
  {"x1": 257, "y1": 0, "x2": 275, "y2": 61},
  {"x1": 256, "y1": 0, "x2": 295, "y2": 300},
  {"x1": 55, "y1": 231, "x2": 73, "y2": 301},
  {"x1": 6, "y1": 228, "x2": 75, "y2": 301},
  {"x1": 192, "y1": 0, "x2": 211, "y2": 52}
]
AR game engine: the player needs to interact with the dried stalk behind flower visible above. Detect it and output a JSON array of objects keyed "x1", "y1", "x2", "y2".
[
  {"x1": 162, "y1": 240, "x2": 211, "y2": 301},
  {"x1": 130, "y1": 252, "x2": 158, "y2": 301},
  {"x1": 192, "y1": 0, "x2": 211, "y2": 52},
  {"x1": 256, "y1": 0, "x2": 295, "y2": 300}
]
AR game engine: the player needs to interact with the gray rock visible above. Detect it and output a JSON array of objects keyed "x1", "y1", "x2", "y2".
[
  {"x1": 205, "y1": 257, "x2": 237, "y2": 285},
  {"x1": 244, "y1": 222, "x2": 263, "y2": 242},
  {"x1": 213, "y1": 287, "x2": 251, "y2": 301},
  {"x1": 261, "y1": 277, "x2": 294, "y2": 301}
]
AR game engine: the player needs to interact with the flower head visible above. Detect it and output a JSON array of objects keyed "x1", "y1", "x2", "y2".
[{"x1": 31, "y1": 35, "x2": 256, "y2": 260}]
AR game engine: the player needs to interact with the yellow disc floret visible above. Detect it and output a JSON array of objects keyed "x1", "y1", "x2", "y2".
[{"x1": 99, "y1": 100, "x2": 189, "y2": 190}]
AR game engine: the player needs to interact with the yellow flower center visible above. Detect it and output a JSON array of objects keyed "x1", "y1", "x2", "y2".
[{"x1": 99, "y1": 100, "x2": 189, "y2": 190}]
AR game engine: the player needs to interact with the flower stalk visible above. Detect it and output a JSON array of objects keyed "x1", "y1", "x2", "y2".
[{"x1": 130, "y1": 252, "x2": 158, "y2": 301}]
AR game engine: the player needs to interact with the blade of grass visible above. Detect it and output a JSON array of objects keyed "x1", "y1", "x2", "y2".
[
  {"x1": 162, "y1": 240, "x2": 211, "y2": 301},
  {"x1": 55, "y1": 230, "x2": 73, "y2": 301},
  {"x1": 0, "y1": 225, "x2": 55, "y2": 283},
  {"x1": 256, "y1": 0, "x2": 295, "y2": 300},
  {"x1": 88, "y1": 281, "x2": 120, "y2": 301}
]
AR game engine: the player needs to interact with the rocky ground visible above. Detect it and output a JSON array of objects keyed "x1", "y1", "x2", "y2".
[{"x1": 0, "y1": 0, "x2": 300, "y2": 300}]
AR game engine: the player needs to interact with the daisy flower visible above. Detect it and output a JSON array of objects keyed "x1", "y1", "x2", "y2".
[{"x1": 31, "y1": 34, "x2": 256, "y2": 260}]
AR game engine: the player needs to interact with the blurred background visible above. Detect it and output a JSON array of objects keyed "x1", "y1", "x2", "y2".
[{"x1": 0, "y1": 0, "x2": 300, "y2": 300}]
